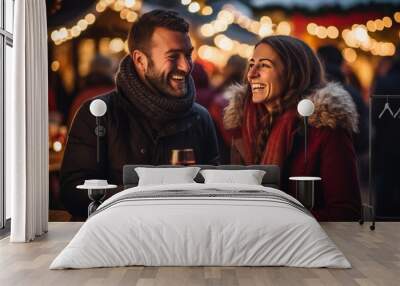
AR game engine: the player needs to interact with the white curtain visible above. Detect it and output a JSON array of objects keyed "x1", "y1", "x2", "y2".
[{"x1": 6, "y1": 0, "x2": 49, "y2": 242}]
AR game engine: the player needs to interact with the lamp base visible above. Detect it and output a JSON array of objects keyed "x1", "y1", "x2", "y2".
[
  {"x1": 296, "y1": 181, "x2": 315, "y2": 209},
  {"x1": 87, "y1": 189, "x2": 106, "y2": 216},
  {"x1": 95, "y1": 125, "x2": 106, "y2": 137},
  {"x1": 289, "y1": 176, "x2": 321, "y2": 210}
]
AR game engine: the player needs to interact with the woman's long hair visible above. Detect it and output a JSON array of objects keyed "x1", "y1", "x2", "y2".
[{"x1": 243, "y1": 35, "x2": 326, "y2": 163}]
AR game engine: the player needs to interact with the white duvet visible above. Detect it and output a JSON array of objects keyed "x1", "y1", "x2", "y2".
[{"x1": 50, "y1": 183, "x2": 350, "y2": 269}]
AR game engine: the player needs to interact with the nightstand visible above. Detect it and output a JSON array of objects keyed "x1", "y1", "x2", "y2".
[
  {"x1": 289, "y1": 176, "x2": 321, "y2": 210},
  {"x1": 77, "y1": 180, "x2": 117, "y2": 216}
]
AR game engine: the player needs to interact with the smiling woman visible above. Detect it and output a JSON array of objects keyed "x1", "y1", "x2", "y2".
[
  {"x1": 223, "y1": 35, "x2": 362, "y2": 221},
  {"x1": 247, "y1": 45, "x2": 284, "y2": 107}
]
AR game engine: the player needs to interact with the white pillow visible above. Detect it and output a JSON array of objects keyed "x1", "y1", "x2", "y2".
[
  {"x1": 135, "y1": 167, "x2": 201, "y2": 186},
  {"x1": 200, "y1": 169, "x2": 266, "y2": 185}
]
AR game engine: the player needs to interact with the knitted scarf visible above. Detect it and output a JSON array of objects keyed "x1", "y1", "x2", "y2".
[
  {"x1": 115, "y1": 55, "x2": 195, "y2": 122},
  {"x1": 242, "y1": 99, "x2": 299, "y2": 168}
]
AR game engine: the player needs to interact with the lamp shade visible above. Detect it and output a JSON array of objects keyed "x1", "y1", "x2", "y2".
[
  {"x1": 90, "y1": 99, "x2": 107, "y2": 117},
  {"x1": 297, "y1": 99, "x2": 315, "y2": 117}
]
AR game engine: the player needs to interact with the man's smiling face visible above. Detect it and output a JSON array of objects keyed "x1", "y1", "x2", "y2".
[{"x1": 144, "y1": 27, "x2": 194, "y2": 97}]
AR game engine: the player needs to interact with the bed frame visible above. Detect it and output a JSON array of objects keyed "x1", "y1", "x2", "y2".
[{"x1": 123, "y1": 165, "x2": 280, "y2": 189}]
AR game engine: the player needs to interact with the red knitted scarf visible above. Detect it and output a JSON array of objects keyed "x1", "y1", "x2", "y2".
[{"x1": 242, "y1": 100, "x2": 299, "y2": 168}]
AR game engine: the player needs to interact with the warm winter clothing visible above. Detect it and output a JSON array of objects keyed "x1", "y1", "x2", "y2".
[
  {"x1": 224, "y1": 82, "x2": 362, "y2": 221},
  {"x1": 60, "y1": 56, "x2": 220, "y2": 219}
]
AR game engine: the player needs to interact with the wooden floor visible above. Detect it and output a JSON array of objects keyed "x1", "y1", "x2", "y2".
[{"x1": 0, "y1": 222, "x2": 399, "y2": 286}]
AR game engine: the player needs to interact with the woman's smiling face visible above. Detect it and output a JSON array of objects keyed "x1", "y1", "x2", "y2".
[{"x1": 247, "y1": 43, "x2": 284, "y2": 104}]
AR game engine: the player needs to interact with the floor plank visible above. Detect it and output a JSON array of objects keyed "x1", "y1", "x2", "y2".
[{"x1": 0, "y1": 222, "x2": 399, "y2": 286}]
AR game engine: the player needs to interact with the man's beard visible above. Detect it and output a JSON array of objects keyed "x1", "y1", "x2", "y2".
[{"x1": 144, "y1": 59, "x2": 188, "y2": 97}]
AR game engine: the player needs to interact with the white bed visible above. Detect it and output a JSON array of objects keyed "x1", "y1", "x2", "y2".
[{"x1": 50, "y1": 183, "x2": 350, "y2": 269}]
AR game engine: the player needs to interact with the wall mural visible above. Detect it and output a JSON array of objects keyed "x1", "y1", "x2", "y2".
[{"x1": 46, "y1": 3, "x2": 400, "y2": 224}]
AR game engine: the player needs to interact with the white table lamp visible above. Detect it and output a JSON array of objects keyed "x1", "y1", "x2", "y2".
[
  {"x1": 89, "y1": 99, "x2": 107, "y2": 163},
  {"x1": 297, "y1": 99, "x2": 315, "y2": 164},
  {"x1": 90, "y1": 99, "x2": 107, "y2": 117}
]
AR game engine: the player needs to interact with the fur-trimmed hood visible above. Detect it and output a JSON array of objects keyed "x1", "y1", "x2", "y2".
[{"x1": 223, "y1": 82, "x2": 359, "y2": 133}]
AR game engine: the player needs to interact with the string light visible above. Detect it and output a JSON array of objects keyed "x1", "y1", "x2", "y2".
[
  {"x1": 52, "y1": 0, "x2": 398, "y2": 60},
  {"x1": 110, "y1": 0, "x2": 142, "y2": 19},
  {"x1": 353, "y1": 25, "x2": 369, "y2": 43},
  {"x1": 308, "y1": 23, "x2": 339, "y2": 39},
  {"x1": 217, "y1": 10, "x2": 235, "y2": 24},
  {"x1": 307, "y1": 12, "x2": 399, "y2": 57},
  {"x1": 180, "y1": 0, "x2": 213, "y2": 16},
  {"x1": 276, "y1": 21, "x2": 292, "y2": 35},
  {"x1": 197, "y1": 33, "x2": 254, "y2": 68},
  {"x1": 71, "y1": 26, "x2": 81, "y2": 37},
  {"x1": 366, "y1": 20, "x2": 376, "y2": 32},
  {"x1": 258, "y1": 23, "x2": 273, "y2": 37},
  {"x1": 120, "y1": 8, "x2": 129, "y2": 19},
  {"x1": 201, "y1": 6, "x2": 213, "y2": 16},
  {"x1": 307, "y1": 23, "x2": 318, "y2": 35},
  {"x1": 109, "y1": 38, "x2": 124, "y2": 53},
  {"x1": 77, "y1": 20, "x2": 88, "y2": 30},
  {"x1": 50, "y1": 0, "x2": 142, "y2": 45},
  {"x1": 124, "y1": 0, "x2": 136, "y2": 8},
  {"x1": 340, "y1": 24, "x2": 396, "y2": 56},
  {"x1": 200, "y1": 24, "x2": 215, "y2": 37},
  {"x1": 96, "y1": 2, "x2": 107, "y2": 13},
  {"x1": 316, "y1": 26, "x2": 327, "y2": 39},
  {"x1": 370, "y1": 41, "x2": 396, "y2": 56},
  {"x1": 214, "y1": 34, "x2": 234, "y2": 51},
  {"x1": 326, "y1": 26, "x2": 339, "y2": 39},
  {"x1": 126, "y1": 11, "x2": 138, "y2": 22},
  {"x1": 394, "y1": 12, "x2": 400, "y2": 23},
  {"x1": 51, "y1": 61, "x2": 60, "y2": 72},
  {"x1": 260, "y1": 16, "x2": 272, "y2": 25},
  {"x1": 342, "y1": 48, "x2": 357, "y2": 63},
  {"x1": 85, "y1": 13, "x2": 96, "y2": 24},
  {"x1": 214, "y1": 20, "x2": 228, "y2": 32},
  {"x1": 383, "y1": 16, "x2": 393, "y2": 28},
  {"x1": 112, "y1": 1, "x2": 124, "y2": 11},
  {"x1": 198, "y1": 45, "x2": 227, "y2": 66},
  {"x1": 197, "y1": 41, "x2": 254, "y2": 68},
  {"x1": 188, "y1": 2, "x2": 200, "y2": 13},
  {"x1": 53, "y1": 141, "x2": 63, "y2": 152},
  {"x1": 199, "y1": 5, "x2": 292, "y2": 39},
  {"x1": 375, "y1": 19, "x2": 384, "y2": 31}
]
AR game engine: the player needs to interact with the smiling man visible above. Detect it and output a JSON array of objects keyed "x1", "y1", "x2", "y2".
[{"x1": 60, "y1": 10, "x2": 220, "y2": 220}]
